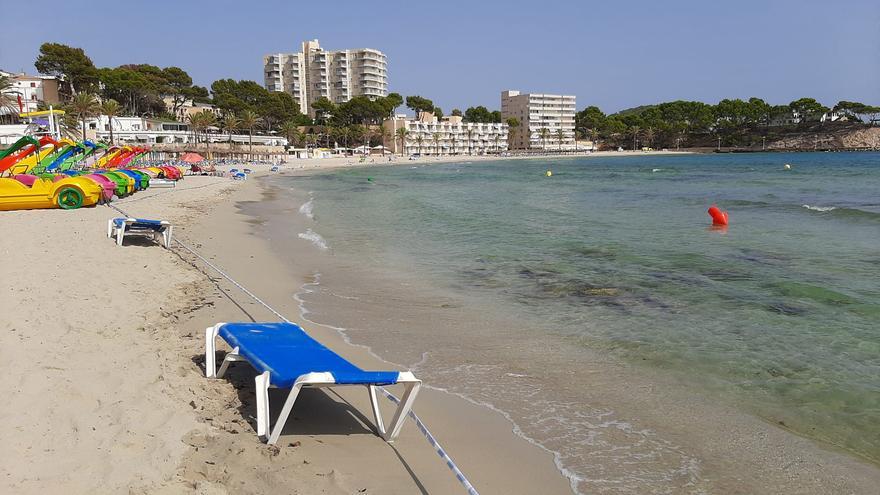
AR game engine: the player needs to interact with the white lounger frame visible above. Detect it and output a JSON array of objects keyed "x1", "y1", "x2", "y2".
[
  {"x1": 205, "y1": 323, "x2": 421, "y2": 445},
  {"x1": 107, "y1": 218, "x2": 173, "y2": 249}
]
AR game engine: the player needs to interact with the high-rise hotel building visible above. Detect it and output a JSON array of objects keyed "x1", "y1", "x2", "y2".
[
  {"x1": 264, "y1": 39, "x2": 388, "y2": 117},
  {"x1": 501, "y1": 90, "x2": 576, "y2": 150}
]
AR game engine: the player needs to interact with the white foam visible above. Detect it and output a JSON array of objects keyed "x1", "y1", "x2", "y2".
[
  {"x1": 802, "y1": 204, "x2": 836, "y2": 212},
  {"x1": 298, "y1": 198, "x2": 315, "y2": 219},
  {"x1": 652, "y1": 168, "x2": 662, "y2": 173},
  {"x1": 297, "y1": 229, "x2": 328, "y2": 250}
]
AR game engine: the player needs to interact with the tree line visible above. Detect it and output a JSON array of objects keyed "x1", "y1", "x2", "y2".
[{"x1": 576, "y1": 97, "x2": 880, "y2": 150}]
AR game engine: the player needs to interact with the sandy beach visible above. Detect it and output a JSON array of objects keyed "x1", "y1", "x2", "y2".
[
  {"x1": 279, "y1": 149, "x2": 696, "y2": 172},
  {"x1": 2, "y1": 153, "x2": 879, "y2": 494}
]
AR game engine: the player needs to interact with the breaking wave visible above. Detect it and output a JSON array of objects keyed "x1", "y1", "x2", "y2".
[
  {"x1": 299, "y1": 198, "x2": 315, "y2": 219},
  {"x1": 298, "y1": 229, "x2": 328, "y2": 250}
]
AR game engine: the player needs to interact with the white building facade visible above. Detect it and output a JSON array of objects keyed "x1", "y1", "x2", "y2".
[
  {"x1": 501, "y1": 90, "x2": 576, "y2": 150},
  {"x1": 0, "y1": 70, "x2": 62, "y2": 115},
  {"x1": 264, "y1": 39, "x2": 388, "y2": 117},
  {"x1": 83, "y1": 116, "x2": 285, "y2": 146},
  {"x1": 384, "y1": 113, "x2": 508, "y2": 156}
]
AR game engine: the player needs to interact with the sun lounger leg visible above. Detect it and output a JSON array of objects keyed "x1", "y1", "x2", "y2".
[
  {"x1": 385, "y1": 381, "x2": 421, "y2": 442},
  {"x1": 255, "y1": 371, "x2": 271, "y2": 438},
  {"x1": 107, "y1": 219, "x2": 114, "y2": 238},
  {"x1": 216, "y1": 346, "x2": 240, "y2": 378},
  {"x1": 205, "y1": 326, "x2": 219, "y2": 378},
  {"x1": 116, "y1": 226, "x2": 125, "y2": 246},
  {"x1": 368, "y1": 385, "x2": 387, "y2": 437},
  {"x1": 164, "y1": 226, "x2": 173, "y2": 249},
  {"x1": 267, "y1": 382, "x2": 304, "y2": 445}
]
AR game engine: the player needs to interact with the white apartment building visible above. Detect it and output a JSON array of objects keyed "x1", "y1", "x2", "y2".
[
  {"x1": 162, "y1": 96, "x2": 222, "y2": 123},
  {"x1": 501, "y1": 90, "x2": 576, "y2": 150},
  {"x1": 264, "y1": 39, "x2": 388, "y2": 117},
  {"x1": 81, "y1": 116, "x2": 285, "y2": 146},
  {"x1": 0, "y1": 70, "x2": 62, "y2": 115},
  {"x1": 383, "y1": 113, "x2": 508, "y2": 156}
]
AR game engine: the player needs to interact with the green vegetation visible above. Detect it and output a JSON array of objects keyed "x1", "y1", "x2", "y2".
[
  {"x1": 68, "y1": 92, "x2": 99, "y2": 140},
  {"x1": 0, "y1": 74, "x2": 17, "y2": 119},
  {"x1": 34, "y1": 43, "x2": 99, "y2": 95},
  {"x1": 100, "y1": 99, "x2": 120, "y2": 144},
  {"x1": 186, "y1": 110, "x2": 217, "y2": 151},
  {"x1": 405, "y1": 95, "x2": 436, "y2": 116},
  {"x1": 576, "y1": 97, "x2": 880, "y2": 149},
  {"x1": 462, "y1": 106, "x2": 502, "y2": 123}
]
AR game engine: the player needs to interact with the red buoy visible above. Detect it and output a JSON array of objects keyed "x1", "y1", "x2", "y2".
[{"x1": 708, "y1": 205, "x2": 729, "y2": 226}]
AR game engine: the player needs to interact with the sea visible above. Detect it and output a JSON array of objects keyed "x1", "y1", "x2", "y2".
[{"x1": 265, "y1": 152, "x2": 880, "y2": 493}]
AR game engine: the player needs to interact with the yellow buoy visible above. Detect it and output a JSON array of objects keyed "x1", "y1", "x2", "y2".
[{"x1": 546, "y1": 170, "x2": 552, "y2": 177}]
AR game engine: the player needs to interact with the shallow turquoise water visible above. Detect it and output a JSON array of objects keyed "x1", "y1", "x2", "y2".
[{"x1": 288, "y1": 152, "x2": 880, "y2": 463}]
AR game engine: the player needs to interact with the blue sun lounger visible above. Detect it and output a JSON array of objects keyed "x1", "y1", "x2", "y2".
[
  {"x1": 107, "y1": 217, "x2": 173, "y2": 248},
  {"x1": 205, "y1": 322, "x2": 421, "y2": 445}
]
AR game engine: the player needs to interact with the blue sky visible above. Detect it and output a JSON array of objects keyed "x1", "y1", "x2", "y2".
[{"x1": 1, "y1": 0, "x2": 877, "y2": 113}]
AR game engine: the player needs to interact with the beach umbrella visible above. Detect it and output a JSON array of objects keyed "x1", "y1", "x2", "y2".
[{"x1": 180, "y1": 152, "x2": 205, "y2": 163}]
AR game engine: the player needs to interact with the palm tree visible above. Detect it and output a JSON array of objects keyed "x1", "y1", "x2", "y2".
[
  {"x1": 324, "y1": 125, "x2": 337, "y2": 148},
  {"x1": 466, "y1": 128, "x2": 475, "y2": 155},
  {"x1": 0, "y1": 74, "x2": 18, "y2": 119},
  {"x1": 339, "y1": 126, "x2": 351, "y2": 150},
  {"x1": 57, "y1": 112, "x2": 82, "y2": 139},
  {"x1": 222, "y1": 114, "x2": 241, "y2": 146},
  {"x1": 539, "y1": 127, "x2": 550, "y2": 151},
  {"x1": 506, "y1": 117, "x2": 519, "y2": 149},
  {"x1": 555, "y1": 128, "x2": 565, "y2": 152},
  {"x1": 100, "y1": 99, "x2": 121, "y2": 145},
  {"x1": 415, "y1": 135, "x2": 424, "y2": 155},
  {"x1": 201, "y1": 111, "x2": 217, "y2": 153},
  {"x1": 69, "y1": 92, "x2": 100, "y2": 140},
  {"x1": 186, "y1": 113, "x2": 203, "y2": 144},
  {"x1": 432, "y1": 132, "x2": 441, "y2": 156},
  {"x1": 379, "y1": 127, "x2": 392, "y2": 152},
  {"x1": 590, "y1": 128, "x2": 600, "y2": 150},
  {"x1": 395, "y1": 127, "x2": 409, "y2": 155},
  {"x1": 450, "y1": 133, "x2": 458, "y2": 155},
  {"x1": 306, "y1": 133, "x2": 318, "y2": 151},
  {"x1": 292, "y1": 129, "x2": 305, "y2": 148},
  {"x1": 644, "y1": 127, "x2": 655, "y2": 148},
  {"x1": 630, "y1": 125, "x2": 641, "y2": 151},
  {"x1": 187, "y1": 110, "x2": 216, "y2": 153},
  {"x1": 493, "y1": 134, "x2": 501, "y2": 153},
  {"x1": 280, "y1": 120, "x2": 299, "y2": 150},
  {"x1": 239, "y1": 110, "x2": 261, "y2": 159}
]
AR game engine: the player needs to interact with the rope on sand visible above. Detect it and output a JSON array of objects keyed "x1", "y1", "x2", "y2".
[{"x1": 107, "y1": 201, "x2": 481, "y2": 495}]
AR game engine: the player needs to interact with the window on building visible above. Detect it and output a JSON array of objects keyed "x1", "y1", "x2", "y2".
[{"x1": 30, "y1": 82, "x2": 36, "y2": 87}]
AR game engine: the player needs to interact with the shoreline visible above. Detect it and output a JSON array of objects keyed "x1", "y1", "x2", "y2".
[
  {"x1": 279, "y1": 149, "x2": 696, "y2": 172},
  {"x1": 180, "y1": 173, "x2": 575, "y2": 493}
]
